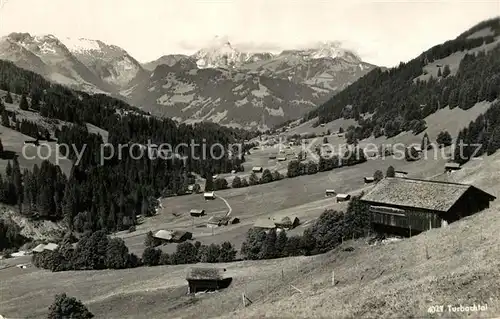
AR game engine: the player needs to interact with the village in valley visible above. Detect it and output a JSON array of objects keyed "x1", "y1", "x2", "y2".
[{"x1": 0, "y1": 5, "x2": 499, "y2": 319}]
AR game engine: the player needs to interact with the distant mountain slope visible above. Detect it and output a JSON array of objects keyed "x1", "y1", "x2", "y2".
[
  {"x1": 61, "y1": 37, "x2": 146, "y2": 90},
  {"x1": 124, "y1": 64, "x2": 323, "y2": 129},
  {"x1": 0, "y1": 33, "x2": 376, "y2": 128},
  {"x1": 142, "y1": 54, "x2": 192, "y2": 70},
  {"x1": 306, "y1": 17, "x2": 500, "y2": 140},
  {"x1": 0, "y1": 33, "x2": 110, "y2": 93},
  {"x1": 129, "y1": 39, "x2": 376, "y2": 128}
]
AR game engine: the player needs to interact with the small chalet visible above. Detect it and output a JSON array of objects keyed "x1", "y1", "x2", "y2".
[
  {"x1": 269, "y1": 155, "x2": 277, "y2": 159},
  {"x1": 204, "y1": 192, "x2": 216, "y2": 200},
  {"x1": 252, "y1": 166, "x2": 263, "y2": 173},
  {"x1": 325, "y1": 189, "x2": 336, "y2": 196},
  {"x1": 274, "y1": 216, "x2": 300, "y2": 230},
  {"x1": 364, "y1": 177, "x2": 375, "y2": 183},
  {"x1": 186, "y1": 268, "x2": 232, "y2": 294},
  {"x1": 207, "y1": 216, "x2": 226, "y2": 227},
  {"x1": 394, "y1": 170, "x2": 408, "y2": 178},
  {"x1": 445, "y1": 162, "x2": 461, "y2": 172},
  {"x1": 190, "y1": 209, "x2": 205, "y2": 217},
  {"x1": 153, "y1": 230, "x2": 192, "y2": 243},
  {"x1": 336, "y1": 194, "x2": 351, "y2": 202},
  {"x1": 361, "y1": 177, "x2": 496, "y2": 236},
  {"x1": 277, "y1": 157, "x2": 287, "y2": 161}
]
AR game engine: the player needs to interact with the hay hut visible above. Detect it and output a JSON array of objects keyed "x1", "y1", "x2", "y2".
[{"x1": 186, "y1": 268, "x2": 232, "y2": 294}]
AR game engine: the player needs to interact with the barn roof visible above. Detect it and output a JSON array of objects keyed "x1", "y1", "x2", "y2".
[
  {"x1": 253, "y1": 218, "x2": 276, "y2": 229},
  {"x1": 44, "y1": 243, "x2": 59, "y2": 251},
  {"x1": 32, "y1": 244, "x2": 46, "y2": 253},
  {"x1": 190, "y1": 209, "x2": 204, "y2": 214},
  {"x1": 361, "y1": 177, "x2": 495, "y2": 212},
  {"x1": 186, "y1": 267, "x2": 224, "y2": 280},
  {"x1": 445, "y1": 162, "x2": 461, "y2": 169},
  {"x1": 154, "y1": 230, "x2": 174, "y2": 240},
  {"x1": 207, "y1": 216, "x2": 223, "y2": 224}
]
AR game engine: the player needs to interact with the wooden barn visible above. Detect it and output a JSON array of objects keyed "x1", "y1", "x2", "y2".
[
  {"x1": 186, "y1": 268, "x2": 232, "y2": 294},
  {"x1": 325, "y1": 189, "x2": 336, "y2": 196},
  {"x1": 445, "y1": 162, "x2": 461, "y2": 172},
  {"x1": 153, "y1": 230, "x2": 193, "y2": 243},
  {"x1": 203, "y1": 192, "x2": 216, "y2": 200},
  {"x1": 190, "y1": 209, "x2": 205, "y2": 217},
  {"x1": 252, "y1": 166, "x2": 263, "y2": 173},
  {"x1": 336, "y1": 194, "x2": 351, "y2": 202},
  {"x1": 361, "y1": 177, "x2": 495, "y2": 237}
]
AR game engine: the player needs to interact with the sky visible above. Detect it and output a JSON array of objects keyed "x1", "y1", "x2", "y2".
[{"x1": 0, "y1": 0, "x2": 498, "y2": 67}]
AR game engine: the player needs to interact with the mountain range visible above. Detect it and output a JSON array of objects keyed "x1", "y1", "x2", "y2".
[{"x1": 0, "y1": 33, "x2": 377, "y2": 129}]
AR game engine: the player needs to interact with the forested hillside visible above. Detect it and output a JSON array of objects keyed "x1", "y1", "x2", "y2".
[
  {"x1": 0, "y1": 59, "x2": 257, "y2": 234},
  {"x1": 306, "y1": 18, "x2": 500, "y2": 141}
]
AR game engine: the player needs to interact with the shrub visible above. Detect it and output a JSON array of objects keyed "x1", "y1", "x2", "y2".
[
  {"x1": 373, "y1": 170, "x2": 384, "y2": 182},
  {"x1": 142, "y1": 247, "x2": 161, "y2": 266},
  {"x1": 47, "y1": 293, "x2": 93, "y2": 319}
]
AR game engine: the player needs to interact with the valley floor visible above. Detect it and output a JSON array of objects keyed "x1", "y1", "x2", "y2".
[{"x1": 1, "y1": 101, "x2": 499, "y2": 318}]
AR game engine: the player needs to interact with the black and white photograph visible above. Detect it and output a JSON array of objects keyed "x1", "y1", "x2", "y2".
[{"x1": 0, "y1": 0, "x2": 499, "y2": 318}]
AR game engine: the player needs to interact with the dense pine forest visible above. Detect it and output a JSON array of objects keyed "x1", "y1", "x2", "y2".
[
  {"x1": 0, "y1": 59, "x2": 257, "y2": 234},
  {"x1": 306, "y1": 18, "x2": 500, "y2": 141}
]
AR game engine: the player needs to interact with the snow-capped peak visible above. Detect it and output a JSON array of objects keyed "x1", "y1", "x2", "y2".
[
  {"x1": 278, "y1": 41, "x2": 361, "y2": 63},
  {"x1": 62, "y1": 37, "x2": 102, "y2": 53},
  {"x1": 193, "y1": 36, "x2": 242, "y2": 69}
]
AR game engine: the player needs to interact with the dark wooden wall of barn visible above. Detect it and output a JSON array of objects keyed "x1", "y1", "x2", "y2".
[
  {"x1": 444, "y1": 188, "x2": 493, "y2": 222},
  {"x1": 369, "y1": 206, "x2": 442, "y2": 233},
  {"x1": 187, "y1": 278, "x2": 232, "y2": 293}
]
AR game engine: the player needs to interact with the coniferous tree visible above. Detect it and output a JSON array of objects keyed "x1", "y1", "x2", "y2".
[
  {"x1": 386, "y1": 166, "x2": 396, "y2": 178},
  {"x1": 437, "y1": 67, "x2": 442, "y2": 77},
  {"x1": 4, "y1": 91, "x2": 13, "y2": 104},
  {"x1": 19, "y1": 94, "x2": 29, "y2": 110},
  {"x1": 487, "y1": 126, "x2": 500, "y2": 155},
  {"x1": 442, "y1": 64, "x2": 451, "y2": 78},
  {"x1": 259, "y1": 229, "x2": 278, "y2": 259},
  {"x1": 1, "y1": 110, "x2": 9, "y2": 127},
  {"x1": 421, "y1": 132, "x2": 432, "y2": 150},
  {"x1": 12, "y1": 157, "x2": 22, "y2": 209},
  {"x1": 436, "y1": 131, "x2": 453, "y2": 147},
  {"x1": 204, "y1": 173, "x2": 214, "y2": 191},
  {"x1": 5, "y1": 160, "x2": 12, "y2": 177},
  {"x1": 275, "y1": 231, "x2": 288, "y2": 257}
]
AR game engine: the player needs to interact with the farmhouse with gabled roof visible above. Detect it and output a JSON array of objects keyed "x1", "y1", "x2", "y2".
[{"x1": 361, "y1": 177, "x2": 495, "y2": 236}]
